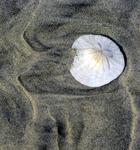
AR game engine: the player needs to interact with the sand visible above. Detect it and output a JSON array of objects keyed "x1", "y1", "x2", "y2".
[{"x1": 0, "y1": 0, "x2": 140, "y2": 150}]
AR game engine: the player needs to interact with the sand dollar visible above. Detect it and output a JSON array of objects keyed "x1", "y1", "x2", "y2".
[{"x1": 70, "y1": 34, "x2": 125, "y2": 87}]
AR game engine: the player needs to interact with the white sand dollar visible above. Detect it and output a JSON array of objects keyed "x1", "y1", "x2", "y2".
[{"x1": 70, "y1": 34, "x2": 125, "y2": 87}]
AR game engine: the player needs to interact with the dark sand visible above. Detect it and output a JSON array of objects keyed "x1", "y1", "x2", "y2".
[{"x1": 0, "y1": 0, "x2": 140, "y2": 150}]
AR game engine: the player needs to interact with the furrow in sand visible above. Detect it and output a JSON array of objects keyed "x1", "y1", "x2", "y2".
[
  {"x1": 16, "y1": 76, "x2": 38, "y2": 120},
  {"x1": 13, "y1": 0, "x2": 42, "y2": 121},
  {"x1": 121, "y1": 58, "x2": 138, "y2": 150}
]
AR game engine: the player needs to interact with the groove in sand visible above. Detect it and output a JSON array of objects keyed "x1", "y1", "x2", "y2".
[
  {"x1": 16, "y1": 76, "x2": 38, "y2": 120},
  {"x1": 121, "y1": 57, "x2": 138, "y2": 150}
]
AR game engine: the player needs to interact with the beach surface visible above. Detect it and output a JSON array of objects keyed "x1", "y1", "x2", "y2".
[{"x1": 0, "y1": 0, "x2": 140, "y2": 150}]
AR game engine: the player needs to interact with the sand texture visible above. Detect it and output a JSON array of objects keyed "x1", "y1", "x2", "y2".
[{"x1": 0, "y1": 0, "x2": 140, "y2": 150}]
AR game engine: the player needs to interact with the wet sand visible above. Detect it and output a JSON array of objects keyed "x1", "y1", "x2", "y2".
[{"x1": 0, "y1": 0, "x2": 140, "y2": 150}]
